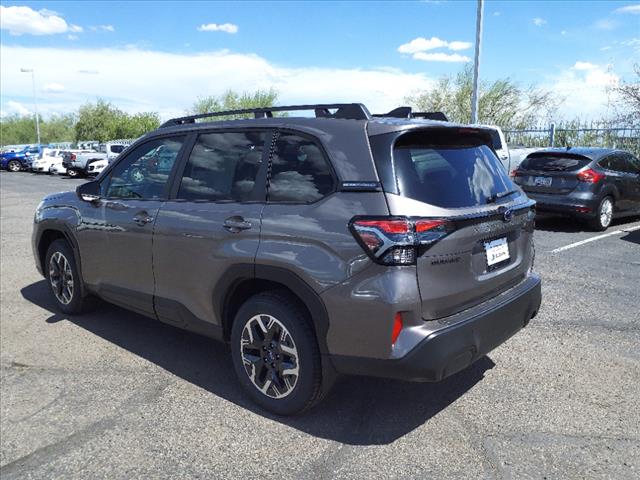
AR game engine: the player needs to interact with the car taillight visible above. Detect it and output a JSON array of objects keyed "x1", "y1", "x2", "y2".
[
  {"x1": 70, "y1": 153, "x2": 76, "y2": 161},
  {"x1": 510, "y1": 169, "x2": 522, "y2": 178},
  {"x1": 350, "y1": 216, "x2": 452, "y2": 265},
  {"x1": 577, "y1": 168, "x2": 604, "y2": 183}
]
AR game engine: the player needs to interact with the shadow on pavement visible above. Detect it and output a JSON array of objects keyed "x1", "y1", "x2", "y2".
[
  {"x1": 535, "y1": 213, "x2": 639, "y2": 233},
  {"x1": 21, "y1": 280, "x2": 495, "y2": 446},
  {"x1": 620, "y1": 228, "x2": 640, "y2": 245}
]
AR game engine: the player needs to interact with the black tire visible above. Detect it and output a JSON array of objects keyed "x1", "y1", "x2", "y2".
[
  {"x1": 230, "y1": 291, "x2": 331, "y2": 415},
  {"x1": 7, "y1": 160, "x2": 21, "y2": 172},
  {"x1": 588, "y1": 196, "x2": 614, "y2": 231},
  {"x1": 66, "y1": 168, "x2": 79, "y2": 178},
  {"x1": 45, "y1": 239, "x2": 91, "y2": 315}
]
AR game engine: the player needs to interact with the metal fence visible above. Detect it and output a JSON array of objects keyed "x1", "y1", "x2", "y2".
[{"x1": 503, "y1": 123, "x2": 640, "y2": 156}]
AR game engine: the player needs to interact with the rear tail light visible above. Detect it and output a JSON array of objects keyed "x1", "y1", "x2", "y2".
[
  {"x1": 577, "y1": 168, "x2": 604, "y2": 183},
  {"x1": 510, "y1": 169, "x2": 522, "y2": 178},
  {"x1": 350, "y1": 216, "x2": 452, "y2": 266},
  {"x1": 70, "y1": 153, "x2": 77, "y2": 161}
]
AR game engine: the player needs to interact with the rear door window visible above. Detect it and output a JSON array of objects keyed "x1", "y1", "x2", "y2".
[
  {"x1": 520, "y1": 155, "x2": 590, "y2": 172},
  {"x1": 391, "y1": 131, "x2": 514, "y2": 208},
  {"x1": 177, "y1": 131, "x2": 266, "y2": 202},
  {"x1": 268, "y1": 132, "x2": 334, "y2": 203}
]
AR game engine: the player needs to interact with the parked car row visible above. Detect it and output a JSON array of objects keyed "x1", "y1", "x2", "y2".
[{"x1": 1, "y1": 140, "x2": 134, "y2": 177}]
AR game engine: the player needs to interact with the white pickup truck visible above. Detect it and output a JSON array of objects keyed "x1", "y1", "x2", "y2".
[{"x1": 62, "y1": 140, "x2": 133, "y2": 177}]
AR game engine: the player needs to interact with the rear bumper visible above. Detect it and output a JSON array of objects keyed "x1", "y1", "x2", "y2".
[
  {"x1": 525, "y1": 191, "x2": 599, "y2": 215},
  {"x1": 331, "y1": 273, "x2": 541, "y2": 382}
]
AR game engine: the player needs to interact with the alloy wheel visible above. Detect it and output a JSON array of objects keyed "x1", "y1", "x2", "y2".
[
  {"x1": 8, "y1": 161, "x2": 21, "y2": 172},
  {"x1": 240, "y1": 314, "x2": 300, "y2": 399},
  {"x1": 600, "y1": 198, "x2": 613, "y2": 228},
  {"x1": 49, "y1": 251, "x2": 74, "y2": 305}
]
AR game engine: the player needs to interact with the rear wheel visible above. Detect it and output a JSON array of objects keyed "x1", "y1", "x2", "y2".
[
  {"x1": 45, "y1": 240, "x2": 91, "y2": 315},
  {"x1": 230, "y1": 291, "x2": 330, "y2": 415},
  {"x1": 66, "y1": 168, "x2": 79, "y2": 178},
  {"x1": 589, "y1": 196, "x2": 614, "y2": 231},
  {"x1": 7, "y1": 160, "x2": 21, "y2": 172}
]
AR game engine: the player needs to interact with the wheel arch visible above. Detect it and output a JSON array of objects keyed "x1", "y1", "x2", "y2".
[
  {"x1": 36, "y1": 223, "x2": 86, "y2": 296},
  {"x1": 214, "y1": 264, "x2": 331, "y2": 355}
]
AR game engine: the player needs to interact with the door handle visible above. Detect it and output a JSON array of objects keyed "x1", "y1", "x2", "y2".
[
  {"x1": 223, "y1": 216, "x2": 252, "y2": 233},
  {"x1": 133, "y1": 212, "x2": 154, "y2": 226}
]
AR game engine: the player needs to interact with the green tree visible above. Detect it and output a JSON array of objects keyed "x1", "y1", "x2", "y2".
[
  {"x1": 405, "y1": 65, "x2": 559, "y2": 128},
  {"x1": 40, "y1": 114, "x2": 76, "y2": 144},
  {"x1": 74, "y1": 99, "x2": 159, "y2": 142},
  {"x1": 0, "y1": 114, "x2": 39, "y2": 145},
  {"x1": 188, "y1": 88, "x2": 281, "y2": 120}
]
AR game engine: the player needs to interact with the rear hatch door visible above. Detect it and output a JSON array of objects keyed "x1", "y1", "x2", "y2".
[
  {"x1": 515, "y1": 152, "x2": 591, "y2": 194},
  {"x1": 377, "y1": 127, "x2": 536, "y2": 320}
]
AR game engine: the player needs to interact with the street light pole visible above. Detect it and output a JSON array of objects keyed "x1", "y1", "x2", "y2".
[
  {"x1": 20, "y1": 68, "x2": 41, "y2": 145},
  {"x1": 470, "y1": 0, "x2": 484, "y2": 124}
]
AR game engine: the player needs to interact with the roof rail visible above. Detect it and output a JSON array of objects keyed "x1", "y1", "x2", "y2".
[
  {"x1": 373, "y1": 107, "x2": 448, "y2": 122},
  {"x1": 160, "y1": 103, "x2": 371, "y2": 128}
]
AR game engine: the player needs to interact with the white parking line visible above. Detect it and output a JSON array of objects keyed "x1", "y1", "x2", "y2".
[{"x1": 550, "y1": 224, "x2": 640, "y2": 253}]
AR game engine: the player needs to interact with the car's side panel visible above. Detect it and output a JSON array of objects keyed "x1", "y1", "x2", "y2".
[{"x1": 256, "y1": 192, "x2": 389, "y2": 294}]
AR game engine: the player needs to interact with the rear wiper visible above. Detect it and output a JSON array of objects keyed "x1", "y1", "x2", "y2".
[{"x1": 486, "y1": 189, "x2": 519, "y2": 204}]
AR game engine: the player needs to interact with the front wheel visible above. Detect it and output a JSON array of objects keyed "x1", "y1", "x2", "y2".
[
  {"x1": 7, "y1": 160, "x2": 21, "y2": 172},
  {"x1": 45, "y1": 240, "x2": 92, "y2": 315},
  {"x1": 230, "y1": 292, "x2": 330, "y2": 415},
  {"x1": 588, "y1": 196, "x2": 614, "y2": 231}
]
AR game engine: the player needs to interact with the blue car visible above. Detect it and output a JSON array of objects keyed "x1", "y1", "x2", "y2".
[{"x1": 0, "y1": 145, "x2": 42, "y2": 172}]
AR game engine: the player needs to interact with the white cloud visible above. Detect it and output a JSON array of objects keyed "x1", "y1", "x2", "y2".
[
  {"x1": 0, "y1": 5, "x2": 70, "y2": 36},
  {"x1": 447, "y1": 41, "x2": 473, "y2": 51},
  {"x1": 493, "y1": 11, "x2": 501, "y2": 16},
  {"x1": 90, "y1": 24, "x2": 115, "y2": 32},
  {"x1": 544, "y1": 63, "x2": 619, "y2": 119},
  {"x1": 69, "y1": 24, "x2": 83, "y2": 33},
  {"x1": 197, "y1": 23, "x2": 238, "y2": 34},
  {"x1": 573, "y1": 61, "x2": 598, "y2": 70},
  {"x1": 42, "y1": 83, "x2": 65, "y2": 93},
  {"x1": 0, "y1": 45, "x2": 435, "y2": 119},
  {"x1": 3, "y1": 101, "x2": 31, "y2": 117},
  {"x1": 67, "y1": 34, "x2": 79, "y2": 41},
  {"x1": 532, "y1": 17, "x2": 547, "y2": 26},
  {"x1": 561, "y1": 30, "x2": 568, "y2": 35},
  {"x1": 398, "y1": 37, "x2": 448, "y2": 53},
  {"x1": 594, "y1": 19, "x2": 616, "y2": 30},
  {"x1": 614, "y1": 4, "x2": 640, "y2": 14},
  {"x1": 398, "y1": 37, "x2": 472, "y2": 56},
  {"x1": 413, "y1": 52, "x2": 470, "y2": 63}
]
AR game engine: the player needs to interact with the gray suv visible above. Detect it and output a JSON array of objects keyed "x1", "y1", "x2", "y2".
[{"x1": 32, "y1": 104, "x2": 541, "y2": 415}]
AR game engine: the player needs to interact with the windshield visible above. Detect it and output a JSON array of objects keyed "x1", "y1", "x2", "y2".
[
  {"x1": 392, "y1": 133, "x2": 515, "y2": 208},
  {"x1": 520, "y1": 155, "x2": 590, "y2": 172}
]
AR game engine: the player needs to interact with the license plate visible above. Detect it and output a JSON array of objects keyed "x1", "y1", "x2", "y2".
[
  {"x1": 485, "y1": 237, "x2": 510, "y2": 266},
  {"x1": 534, "y1": 176, "x2": 552, "y2": 187}
]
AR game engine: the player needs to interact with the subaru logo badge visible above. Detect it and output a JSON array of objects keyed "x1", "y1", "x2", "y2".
[{"x1": 503, "y1": 209, "x2": 513, "y2": 222}]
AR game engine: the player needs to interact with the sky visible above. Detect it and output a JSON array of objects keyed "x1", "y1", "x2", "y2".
[{"x1": 1, "y1": 1, "x2": 639, "y2": 122}]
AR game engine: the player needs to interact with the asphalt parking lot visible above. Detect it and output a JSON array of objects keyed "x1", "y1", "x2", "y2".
[{"x1": 1, "y1": 171, "x2": 639, "y2": 479}]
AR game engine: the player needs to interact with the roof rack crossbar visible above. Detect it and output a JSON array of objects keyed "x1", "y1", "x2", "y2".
[
  {"x1": 160, "y1": 103, "x2": 371, "y2": 127},
  {"x1": 372, "y1": 107, "x2": 448, "y2": 122}
]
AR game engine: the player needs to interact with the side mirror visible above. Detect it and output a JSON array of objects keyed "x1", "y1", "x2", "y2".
[{"x1": 76, "y1": 181, "x2": 101, "y2": 203}]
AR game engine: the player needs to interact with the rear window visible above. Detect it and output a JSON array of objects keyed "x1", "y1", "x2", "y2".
[
  {"x1": 391, "y1": 131, "x2": 515, "y2": 208},
  {"x1": 520, "y1": 155, "x2": 590, "y2": 172},
  {"x1": 110, "y1": 145, "x2": 126, "y2": 154}
]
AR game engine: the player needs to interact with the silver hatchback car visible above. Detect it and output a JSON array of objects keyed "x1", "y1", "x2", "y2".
[{"x1": 33, "y1": 104, "x2": 541, "y2": 415}]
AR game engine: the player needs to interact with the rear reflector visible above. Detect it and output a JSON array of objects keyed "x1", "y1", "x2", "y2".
[
  {"x1": 391, "y1": 312, "x2": 403, "y2": 345},
  {"x1": 577, "y1": 168, "x2": 604, "y2": 183}
]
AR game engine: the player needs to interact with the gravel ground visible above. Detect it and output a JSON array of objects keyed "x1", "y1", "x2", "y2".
[{"x1": 1, "y1": 171, "x2": 639, "y2": 479}]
